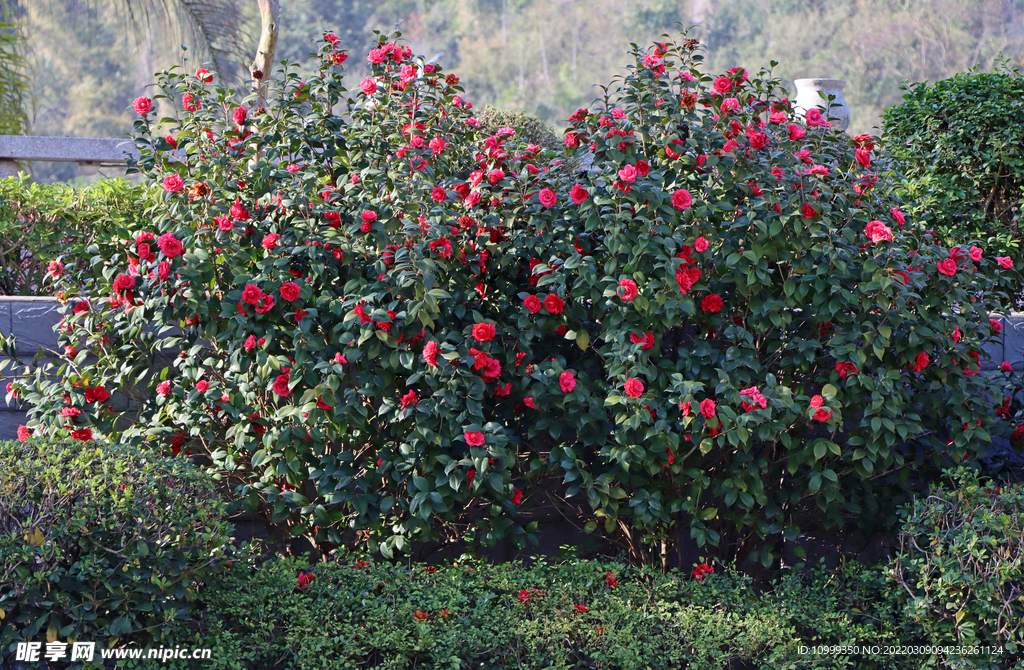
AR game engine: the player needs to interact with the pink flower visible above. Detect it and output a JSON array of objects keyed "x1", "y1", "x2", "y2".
[
  {"x1": 559, "y1": 370, "x2": 577, "y2": 393},
  {"x1": 990, "y1": 318, "x2": 1003, "y2": 334},
  {"x1": 429, "y1": 137, "x2": 448, "y2": 155},
  {"x1": 17, "y1": 425, "x2": 30, "y2": 442},
  {"x1": 617, "y1": 165, "x2": 638, "y2": 183},
  {"x1": 163, "y1": 174, "x2": 184, "y2": 193},
  {"x1": 671, "y1": 189, "x2": 693, "y2": 210},
  {"x1": 232, "y1": 106, "x2": 247, "y2": 126},
  {"x1": 48, "y1": 261, "x2": 63, "y2": 278},
  {"x1": 133, "y1": 96, "x2": 152, "y2": 115},
  {"x1": 360, "y1": 78, "x2": 377, "y2": 95},
  {"x1": 720, "y1": 98, "x2": 740, "y2": 114},
  {"x1": 464, "y1": 431, "x2": 485, "y2": 446},
  {"x1": 1001, "y1": 362, "x2": 1013, "y2": 372},
  {"x1": 952, "y1": 327, "x2": 962, "y2": 344},
  {"x1": 700, "y1": 398, "x2": 716, "y2": 418},
  {"x1": 158, "y1": 232, "x2": 183, "y2": 258},
  {"x1": 538, "y1": 188, "x2": 558, "y2": 208},
  {"x1": 157, "y1": 381, "x2": 171, "y2": 396},
  {"x1": 864, "y1": 220, "x2": 893, "y2": 244},
  {"x1": 804, "y1": 108, "x2": 823, "y2": 127},
  {"x1": 262, "y1": 233, "x2": 280, "y2": 250},
  {"x1": 712, "y1": 76, "x2": 733, "y2": 94},
  {"x1": 216, "y1": 216, "x2": 233, "y2": 232},
  {"x1": 694, "y1": 236, "x2": 709, "y2": 253},
  {"x1": 333, "y1": 352, "x2": 347, "y2": 365},
  {"x1": 624, "y1": 378, "x2": 645, "y2": 398},
  {"x1": 997, "y1": 256, "x2": 1013, "y2": 269},
  {"x1": 969, "y1": 246, "x2": 983, "y2": 262},
  {"x1": 891, "y1": 208, "x2": 905, "y2": 225},
  {"x1": 810, "y1": 395, "x2": 824, "y2": 408},
  {"x1": 196, "y1": 380, "x2": 209, "y2": 392},
  {"x1": 787, "y1": 124, "x2": 805, "y2": 141},
  {"x1": 286, "y1": 163, "x2": 300, "y2": 172},
  {"x1": 113, "y1": 274, "x2": 135, "y2": 292},
  {"x1": 472, "y1": 323, "x2": 496, "y2": 342},
  {"x1": 937, "y1": 258, "x2": 958, "y2": 277},
  {"x1": 182, "y1": 93, "x2": 201, "y2": 112},
  {"x1": 196, "y1": 68, "x2": 213, "y2": 83},
  {"x1": 722, "y1": 139, "x2": 741, "y2": 153},
  {"x1": 570, "y1": 184, "x2": 589, "y2": 204},
  {"x1": 617, "y1": 278, "x2": 638, "y2": 301}
]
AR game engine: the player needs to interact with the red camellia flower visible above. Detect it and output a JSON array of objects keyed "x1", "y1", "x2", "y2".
[
  {"x1": 569, "y1": 184, "x2": 589, "y2": 204},
  {"x1": 671, "y1": 189, "x2": 692, "y2": 210},
  {"x1": 538, "y1": 188, "x2": 558, "y2": 207},
  {"x1": 605, "y1": 571, "x2": 618, "y2": 588},
  {"x1": 518, "y1": 589, "x2": 530, "y2": 605},
  {"x1": 864, "y1": 220, "x2": 893, "y2": 243},
  {"x1": 969, "y1": 246, "x2": 983, "y2": 262},
  {"x1": 512, "y1": 487, "x2": 523, "y2": 505},
  {"x1": 261, "y1": 233, "x2": 281, "y2": 250},
  {"x1": 133, "y1": 96, "x2": 152, "y2": 115},
  {"x1": 272, "y1": 369, "x2": 292, "y2": 396},
  {"x1": 700, "y1": 398, "x2": 716, "y2": 418},
  {"x1": 400, "y1": 390, "x2": 418, "y2": 409},
  {"x1": 464, "y1": 430, "x2": 485, "y2": 446},
  {"x1": 937, "y1": 258, "x2": 958, "y2": 276},
  {"x1": 700, "y1": 294, "x2": 723, "y2": 312},
  {"x1": 1002, "y1": 362, "x2": 1013, "y2": 372},
  {"x1": 17, "y1": 425, "x2": 30, "y2": 442},
  {"x1": 156, "y1": 381, "x2": 171, "y2": 397},
  {"x1": 195, "y1": 380, "x2": 209, "y2": 392},
  {"x1": 523, "y1": 295, "x2": 542, "y2": 313},
  {"x1": 71, "y1": 428, "x2": 92, "y2": 441},
  {"x1": 113, "y1": 274, "x2": 135, "y2": 292},
  {"x1": 280, "y1": 282, "x2": 301, "y2": 301},
  {"x1": 624, "y1": 378, "x2": 645, "y2": 398},
  {"x1": 996, "y1": 256, "x2": 1013, "y2": 269},
  {"x1": 801, "y1": 202, "x2": 817, "y2": 218},
  {"x1": 617, "y1": 278, "x2": 638, "y2": 301},
  {"x1": 158, "y1": 232, "x2": 183, "y2": 258},
  {"x1": 241, "y1": 284, "x2": 263, "y2": 305},
  {"x1": 431, "y1": 186, "x2": 447, "y2": 202},
  {"x1": 163, "y1": 174, "x2": 184, "y2": 193},
  {"x1": 692, "y1": 563, "x2": 714, "y2": 582},
  {"x1": 835, "y1": 361, "x2": 859, "y2": 378},
  {"x1": 813, "y1": 408, "x2": 833, "y2": 422},
  {"x1": 196, "y1": 68, "x2": 213, "y2": 83},
  {"x1": 804, "y1": 107, "x2": 823, "y2": 126},
  {"x1": 694, "y1": 236, "x2": 709, "y2": 252},
  {"x1": 182, "y1": 93, "x2": 201, "y2": 112},
  {"x1": 911, "y1": 352, "x2": 929, "y2": 373},
  {"x1": 990, "y1": 318, "x2": 1002, "y2": 334},
  {"x1": 574, "y1": 604, "x2": 587, "y2": 613},
  {"x1": 232, "y1": 106, "x2": 247, "y2": 126},
  {"x1": 630, "y1": 331, "x2": 655, "y2": 350},
  {"x1": 422, "y1": 341, "x2": 439, "y2": 367},
  {"x1": 230, "y1": 199, "x2": 250, "y2": 221},
  {"x1": 544, "y1": 294, "x2": 566, "y2": 314},
  {"x1": 472, "y1": 322, "x2": 496, "y2": 342},
  {"x1": 297, "y1": 572, "x2": 315, "y2": 591},
  {"x1": 787, "y1": 124, "x2": 805, "y2": 141},
  {"x1": 559, "y1": 370, "x2": 577, "y2": 393},
  {"x1": 48, "y1": 261, "x2": 63, "y2": 278}
]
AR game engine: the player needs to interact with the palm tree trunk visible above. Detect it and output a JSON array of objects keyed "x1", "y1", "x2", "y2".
[{"x1": 249, "y1": 0, "x2": 278, "y2": 100}]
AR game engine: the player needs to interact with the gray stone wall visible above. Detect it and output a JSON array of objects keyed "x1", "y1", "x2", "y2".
[{"x1": 0, "y1": 297, "x2": 1022, "y2": 440}]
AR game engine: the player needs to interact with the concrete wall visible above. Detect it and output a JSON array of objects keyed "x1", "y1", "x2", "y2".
[{"x1": 1, "y1": 296, "x2": 1022, "y2": 440}]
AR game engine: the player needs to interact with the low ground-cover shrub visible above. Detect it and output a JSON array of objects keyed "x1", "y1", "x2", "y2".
[
  {"x1": 0, "y1": 437, "x2": 231, "y2": 650},
  {"x1": 891, "y1": 467, "x2": 1024, "y2": 664},
  {"x1": 882, "y1": 67, "x2": 1024, "y2": 267},
  {"x1": 164, "y1": 549, "x2": 914, "y2": 670},
  {"x1": 4, "y1": 29, "x2": 1019, "y2": 571},
  {"x1": 0, "y1": 177, "x2": 150, "y2": 295}
]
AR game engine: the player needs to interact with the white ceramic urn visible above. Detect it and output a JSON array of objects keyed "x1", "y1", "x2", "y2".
[{"x1": 793, "y1": 78, "x2": 850, "y2": 131}]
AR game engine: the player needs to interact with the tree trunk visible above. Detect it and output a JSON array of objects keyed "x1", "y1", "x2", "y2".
[{"x1": 249, "y1": 0, "x2": 279, "y2": 100}]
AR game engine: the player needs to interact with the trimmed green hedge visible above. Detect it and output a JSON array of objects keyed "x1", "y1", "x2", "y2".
[
  {"x1": 0, "y1": 176, "x2": 150, "y2": 295},
  {"x1": 0, "y1": 438, "x2": 231, "y2": 650}
]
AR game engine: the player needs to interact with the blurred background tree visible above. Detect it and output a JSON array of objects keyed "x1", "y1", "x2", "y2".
[
  {"x1": 3, "y1": 0, "x2": 1024, "y2": 182},
  {"x1": 0, "y1": 0, "x2": 30, "y2": 137}
]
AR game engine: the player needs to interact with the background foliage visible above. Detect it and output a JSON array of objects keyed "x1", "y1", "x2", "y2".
[{"x1": 882, "y1": 67, "x2": 1024, "y2": 258}]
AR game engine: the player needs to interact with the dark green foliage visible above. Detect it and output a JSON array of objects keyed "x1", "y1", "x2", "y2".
[
  {"x1": 882, "y1": 68, "x2": 1024, "y2": 258},
  {"x1": 0, "y1": 437, "x2": 232, "y2": 648},
  {"x1": 0, "y1": 177, "x2": 151, "y2": 295}
]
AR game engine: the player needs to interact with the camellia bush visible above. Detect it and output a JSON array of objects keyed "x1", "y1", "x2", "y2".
[{"x1": 4, "y1": 30, "x2": 1020, "y2": 568}]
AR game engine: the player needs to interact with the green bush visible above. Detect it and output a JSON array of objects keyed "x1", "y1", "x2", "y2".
[
  {"x1": 882, "y1": 67, "x2": 1024, "y2": 263},
  {"x1": 890, "y1": 467, "x2": 1024, "y2": 666},
  {"x1": 475, "y1": 105, "x2": 562, "y2": 153},
  {"x1": 165, "y1": 550, "x2": 914, "y2": 670},
  {"x1": 0, "y1": 437, "x2": 231, "y2": 649},
  {"x1": 6, "y1": 30, "x2": 1019, "y2": 571},
  {"x1": 0, "y1": 176, "x2": 150, "y2": 295}
]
